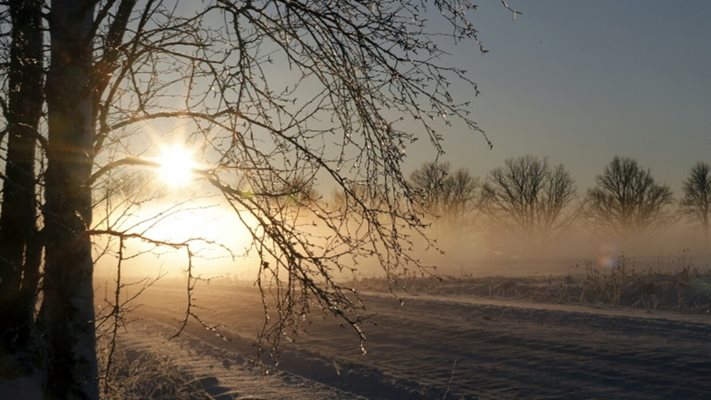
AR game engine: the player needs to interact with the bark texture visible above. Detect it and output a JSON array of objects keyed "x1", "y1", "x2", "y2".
[
  {"x1": 0, "y1": 0, "x2": 43, "y2": 353},
  {"x1": 42, "y1": 1, "x2": 99, "y2": 398}
]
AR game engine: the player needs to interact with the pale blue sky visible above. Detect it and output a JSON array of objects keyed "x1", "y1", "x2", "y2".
[{"x1": 407, "y1": 0, "x2": 711, "y2": 192}]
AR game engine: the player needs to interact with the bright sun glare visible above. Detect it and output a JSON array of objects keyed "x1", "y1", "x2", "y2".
[{"x1": 157, "y1": 145, "x2": 196, "y2": 187}]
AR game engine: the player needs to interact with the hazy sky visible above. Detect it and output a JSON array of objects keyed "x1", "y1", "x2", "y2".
[{"x1": 407, "y1": 0, "x2": 711, "y2": 192}]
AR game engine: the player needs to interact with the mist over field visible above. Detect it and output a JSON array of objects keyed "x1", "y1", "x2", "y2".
[
  {"x1": 414, "y1": 221, "x2": 711, "y2": 277},
  {"x1": 3, "y1": 1, "x2": 711, "y2": 399},
  {"x1": 91, "y1": 191, "x2": 711, "y2": 283}
]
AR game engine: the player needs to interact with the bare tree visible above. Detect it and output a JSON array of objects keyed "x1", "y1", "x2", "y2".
[
  {"x1": 586, "y1": 156, "x2": 673, "y2": 236},
  {"x1": 481, "y1": 155, "x2": 579, "y2": 240},
  {"x1": 0, "y1": 0, "x2": 43, "y2": 358},
  {"x1": 409, "y1": 161, "x2": 479, "y2": 229},
  {"x1": 680, "y1": 162, "x2": 711, "y2": 239},
  {"x1": 0, "y1": 1, "x2": 516, "y2": 397}
]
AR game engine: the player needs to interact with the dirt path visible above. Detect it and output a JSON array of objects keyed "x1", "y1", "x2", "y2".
[{"x1": 127, "y1": 285, "x2": 711, "y2": 399}]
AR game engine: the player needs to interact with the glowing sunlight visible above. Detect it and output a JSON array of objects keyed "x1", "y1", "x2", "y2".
[{"x1": 157, "y1": 145, "x2": 196, "y2": 187}]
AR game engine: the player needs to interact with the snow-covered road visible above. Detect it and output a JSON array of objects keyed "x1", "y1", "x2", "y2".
[{"x1": 125, "y1": 284, "x2": 711, "y2": 399}]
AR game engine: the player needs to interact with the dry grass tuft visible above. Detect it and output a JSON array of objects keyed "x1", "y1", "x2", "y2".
[
  {"x1": 98, "y1": 343, "x2": 213, "y2": 400},
  {"x1": 354, "y1": 256, "x2": 711, "y2": 314}
]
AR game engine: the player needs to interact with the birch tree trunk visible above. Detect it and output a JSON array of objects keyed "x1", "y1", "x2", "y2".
[
  {"x1": 42, "y1": 1, "x2": 99, "y2": 398},
  {"x1": 0, "y1": 0, "x2": 43, "y2": 355}
]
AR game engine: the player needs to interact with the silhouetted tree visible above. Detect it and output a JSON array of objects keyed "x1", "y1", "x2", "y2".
[
  {"x1": 410, "y1": 162, "x2": 449, "y2": 211},
  {"x1": 680, "y1": 162, "x2": 711, "y2": 239},
  {"x1": 409, "y1": 162, "x2": 479, "y2": 228},
  {"x1": 586, "y1": 156, "x2": 673, "y2": 236},
  {"x1": 0, "y1": 0, "x2": 43, "y2": 361},
  {"x1": 0, "y1": 1, "x2": 515, "y2": 397},
  {"x1": 480, "y1": 155, "x2": 579, "y2": 240}
]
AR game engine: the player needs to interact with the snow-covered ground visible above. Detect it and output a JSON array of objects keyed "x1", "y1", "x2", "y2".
[{"x1": 122, "y1": 284, "x2": 711, "y2": 399}]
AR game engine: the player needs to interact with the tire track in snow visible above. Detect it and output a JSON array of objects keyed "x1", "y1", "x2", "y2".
[{"x1": 128, "y1": 286, "x2": 711, "y2": 399}]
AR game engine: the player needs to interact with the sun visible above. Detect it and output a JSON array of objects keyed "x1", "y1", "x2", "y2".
[{"x1": 157, "y1": 145, "x2": 196, "y2": 187}]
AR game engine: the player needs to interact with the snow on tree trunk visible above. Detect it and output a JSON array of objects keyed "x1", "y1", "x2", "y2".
[{"x1": 42, "y1": 1, "x2": 99, "y2": 398}]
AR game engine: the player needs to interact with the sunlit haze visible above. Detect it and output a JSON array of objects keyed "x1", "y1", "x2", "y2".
[{"x1": 3, "y1": 2, "x2": 711, "y2": 399}]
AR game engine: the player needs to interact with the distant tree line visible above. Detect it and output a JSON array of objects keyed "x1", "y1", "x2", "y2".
[
  {"x1": 405, "y1": 155, "x2": 711, "y2": 243},
  {"x1": 408, "y1": 162, "x2": 479, "y2": 231}
]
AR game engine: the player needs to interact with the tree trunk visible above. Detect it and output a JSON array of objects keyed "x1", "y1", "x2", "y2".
[
  {"x1": 42, "y1": 1, "x2": 98, "y2": 398},
  {"x1": 0, "y1": 0, "x2": 43, "y2": 354}
]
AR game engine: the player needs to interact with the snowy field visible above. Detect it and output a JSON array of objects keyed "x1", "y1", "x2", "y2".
[{"x1": 110, "y1": 283, "x2": 711, "y2": 399}]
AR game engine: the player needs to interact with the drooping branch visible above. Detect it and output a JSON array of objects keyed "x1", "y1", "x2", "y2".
[{"x1": 84, "y1": 0, "x2": 509, "y2": 359}]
